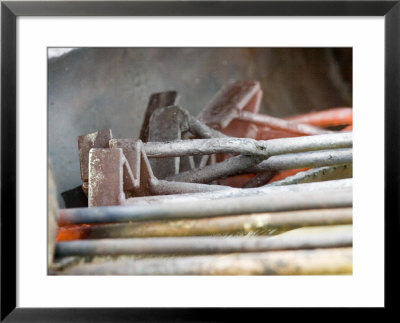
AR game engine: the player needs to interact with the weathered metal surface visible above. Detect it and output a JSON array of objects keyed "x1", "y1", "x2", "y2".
[
  {"x1": 268, "y1": 164, "x2": 352, "y2": 186},
  {"x1": 198, "y1": 80, "x2": 331, "y2": 137},
  {"x1": 48, "y1": 48, "x2": 354, "y2": 277},
  {"x1": 222, "y1": 145, "x2": 351, "y2": 188},
  {"x1": 55, "y1": 225, "x2": 352, "y2": 257},
  {"x1": 133, "y1": 184, "x2": 352, "y2": 217},
  {"x1": 248, "y1": 148, "x2": 352, "y2": 172},
  {"x1": 148, "y1": 106, "x2": 187, "y2": 178},
  {"x1": 108, "y1": 139, "x2": 153, "y2": 197},
  {"x1": 143, "y1": 137, "x2": 270, "y2": 157},
  {"x1": 167, "y1": 155, "x2": 264, "y2": 184},
  {"x1": 194, "y1": 81, "x2": 333, "y2": 186},
  {"x1": 88, "y1": 141, "x2": 232, "y2": 204},
  {"x1": 222, "y1": 92, "x2": 262, "y2": 138},
  {"x1": 78, "y1": 128, "x2": 112, "y2": 183},
  {"x1": 120, "y1": 179, "x2": 353, "y2": 207},
  {"x1": 151, "y1": 104, "x2": 228, "y2": 140},
  {"x1": 88, "y1": 148, "x2": 124, "y2": 207},
  {"x1": 94, "y1": 140, "x2": 340, "y2": 207},
  {"x1": 187, "y1": 115, "x2": 227, "y2": 139},
  {"x1": 60, "y1": 247, "x2": 353, "y2": 275},
  {"x1": 49, "y1": 48, "x2": 352, "y2": 206},
  {"x1": 198, "y1": 80, "x2": 261, "y2": 129},
  {"x1": 106, "y1": 134, "x2": 353, "y2": 187},
  {"x1": 139, "y1": 91, "x2": 180, "y2": 142},
  {"x1": 266, "y1": 169, "x2": 309, "y2": 184},
  {"x1": 169, "y1": 148, "x2": 352, "y2": 184},
  {"x1": 142, "y1": 133, "x2": 352, "y2": 158},
  {"x1": 56, "y1": 208, "x2": 352, "y2": 239},
  {"x1": 58, "y1": 184, "x2": 352, "y2": 225},
  {"x1": 152, "y1": 180, "x2": 232, "y2": 195}
]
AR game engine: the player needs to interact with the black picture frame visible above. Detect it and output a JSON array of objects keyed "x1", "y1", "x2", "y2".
[{"x1": 1, "y1": 1, "x2": 398, "y2": 321}]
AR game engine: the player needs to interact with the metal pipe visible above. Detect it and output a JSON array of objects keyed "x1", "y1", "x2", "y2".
[
  {"x1": 144, "y1": 137, "x2": 269, "y2": 157},
  {"x1": 166, "y1": 154, "x2": 264, "y2": 184},
  {"x1": 123, "y1": 179, "x2": 353, "y2": 206},
  {"x1": 143, "y1": 133, "x2": 352, "y2": 158},
  {"x1": 57, "y1": 208, "x2": 352, "y2": 239},
  {"x1": 199, "y1": 155, "x2": 210, "y2": 168},
  {"x1": 242, "y1": 149, "x2": 351, "y2": 188},
  {"x1": 167, "y1": 148, "x2": 352, "y2": 183},
  {"x1": 268, "y1": 164, "x2": 352, "y2": 186},
  {"x1": 238, "y1": 110, "x2": 333, "y2": 135},
  {"x1": 262, "y1": 132, "x2": 352, "y2": 155},
  {"x1": 58, "y1": 184, "x2": 352, "y2": 225},
  {"x1": 61, "y1": 247, "x2": 353, "y2": 275},
  {"x1": 55, "y1": 225, "x2": 352, "y2": 257},
  {"x1": 187, "y1": 115, "x2": 227, "y2": 139},
  {"x1": 248, "y1": 148, "x2": 352, "y2": 172},
  {"x1": 151, "y1": 179, "x2": 235, "y2": 195}
]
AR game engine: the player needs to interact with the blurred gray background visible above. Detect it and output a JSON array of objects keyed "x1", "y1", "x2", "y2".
[{"x1": 48, "y1": 47, "x2": 352, "y2": 206}]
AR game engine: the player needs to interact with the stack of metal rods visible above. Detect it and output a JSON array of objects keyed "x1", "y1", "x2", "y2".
[
  {"x1": 53, "y1": 84, "x2": 353, "y2": 275},
  {"x1": 55, "y1": 178, "x2": 353, "y2": 275}
]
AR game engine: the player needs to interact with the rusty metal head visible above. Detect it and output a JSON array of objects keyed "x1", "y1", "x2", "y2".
[
  {"x1": 198, "y1": 80, "x2": 262, "y2": 131},
  {"x1": 78, "y1": 128, "x2": 113, "y2": 182},
  {"x1": 139, "y1": 91, "x2": 180, "y2": 142}
]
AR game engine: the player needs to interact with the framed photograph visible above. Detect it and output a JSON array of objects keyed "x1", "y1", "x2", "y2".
[{"x1": 1, "y1": 1, "x2": 398, "y2": 320}]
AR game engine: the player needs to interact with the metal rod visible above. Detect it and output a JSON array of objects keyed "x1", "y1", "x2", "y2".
[
  {"x1": 55, "y1": 225, "x2": 352, "y2": 257},
  {"x1": 60, "y1": 247, "x2": 353, "y2": 275},
  {"x1": 144, "y1": 137, "x2": 270, "y2": 157},
  {"x1": 187, "y1": 156, "x2": 196, "y2": 169},
  {"x1": 151, "y1": 179, "x2": 235, "y2": 195},
  {"x1": 57, "y1": 208, "x2": 352, "y2": 239},
  {"x1": 268, "y1": 164, "x2": 352, "y2": 186},
  {"x1": 199, "y1": 155, "x2": 210, "y2": 168},
  {"x1": 143, "y1": 133, "x2": 352, "y2": 158},
  {"x1": 166, "y1": 155, "x2": 264, "y2": 184},
  {"x1": 187, "y1": 115, "x2": 227, "y2": 139},
  {"x1": 242, "y1": 171, "x2": 275, "y2": 188},
  {"x1": 241, "y1": 149, "x2": 352, "y2": 187},
  {"x1": 123, "y1": 179, "x2": 353, "y2": 207},
  {"x1": 238, "y1": 110, "x2": 333, "y2": 135},
  {"x1": 58, "y1": 183, "x2": 352, "y2": 225},
  {"x1": 248, "y1": 148, "x2": 352, "y2": 172},
  {"x1": 260, "y1": 132, "x2": 352, "y2": 155},
  {"x1": 167, "y1": 148, "x2": 352, "y2": 183}
]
